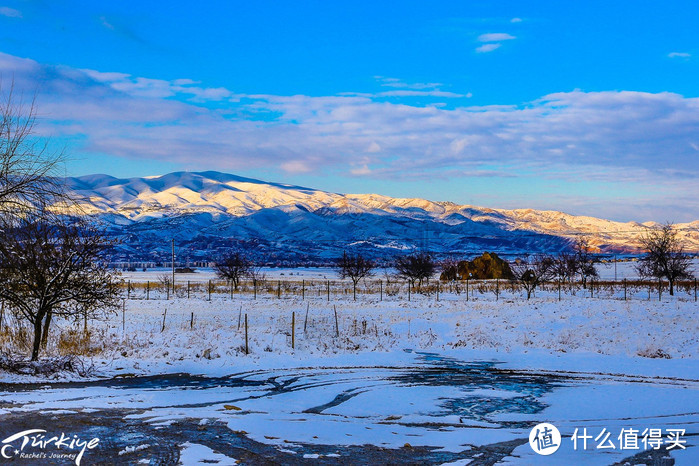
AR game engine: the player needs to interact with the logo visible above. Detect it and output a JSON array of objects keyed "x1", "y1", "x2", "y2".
[
  {"x1": 529, "y1": 422, "x2": 561, "y2": 455},
  {"x1": 1, "y1": 429, "x2": 99, "y2": 465}
]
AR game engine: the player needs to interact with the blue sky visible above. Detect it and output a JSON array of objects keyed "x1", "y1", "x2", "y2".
[{"x1": 1, "y1": 0, "x2": 697, "y2": 222}]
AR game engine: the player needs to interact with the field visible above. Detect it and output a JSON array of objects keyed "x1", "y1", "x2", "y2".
[{"x1": 0, "y1": 271, "x2": 697, "y2": 464}]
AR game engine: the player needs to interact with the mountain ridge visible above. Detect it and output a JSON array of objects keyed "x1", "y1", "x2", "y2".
[{"x1": 56, "y1": 171, "x2": 699, "y2": 263}]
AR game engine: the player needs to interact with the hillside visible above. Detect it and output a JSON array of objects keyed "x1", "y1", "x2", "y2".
[{"x1": 58, "y1": 171, "x2": 699, "y2": 264}]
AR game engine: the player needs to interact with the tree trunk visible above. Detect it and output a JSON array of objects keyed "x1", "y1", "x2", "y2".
[
  {"x1": 31, "y1": 316, "x2": 44, "y2": 361},
  {"x1": 40, "y1": 310, "x2": 52, "y2": 350},
  {"x1": 669, "y1": 279, "x2": 674, "y2": 296}
]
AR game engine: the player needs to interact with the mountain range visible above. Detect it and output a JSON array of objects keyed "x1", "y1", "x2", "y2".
[{"x1": 60, "y1": 171, "x2": 699, "y2": 265}]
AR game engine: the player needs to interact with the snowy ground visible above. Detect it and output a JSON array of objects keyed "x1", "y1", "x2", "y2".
[
  {"x1": 78, "y1": 291, "x2": 699, "y2": 375},
  {"x1": 117, "y1": 258, "x2": 699, "y2": 283},
  {"x1": 1, "y1": 290, "x2": 697, "y2": 464}
]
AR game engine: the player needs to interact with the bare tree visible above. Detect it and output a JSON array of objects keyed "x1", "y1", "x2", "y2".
[
  {"x1": 214, "y1": 251, "x2": 252, "y2": 291},
  {"x1": 157, "y1": 274, "x2": 172, "y2": 296},
  {"x1": 510, "y1": 255, "x2": 556, "y2": 300},
  {"x1": 1, "y1": 80, "x2": 64, "y2": 215},
  {"x1": 395, "y1": 252, "x2": 436, "y2": 288},
  {"x1": 636, "y1": 223, "x2": 693, "y2": 295},
  {"x1": 553, "y1": 252, "x2": 577, "y2": 283},
  {"x1": 0, "y1": 213, "x2": 121, "y2": 360},
  {"x1": 246, "y1": 263, "x2": 266, "y2": 283},
  {"x1": 439, "y1": 256, "x2": 459, "y2": 281},
  {"x1": 573, "y1": 237, "x2": 599, "y2": 288},
  {"x1": 336, "y1": 251, "x2": 375, "y2": 300}
]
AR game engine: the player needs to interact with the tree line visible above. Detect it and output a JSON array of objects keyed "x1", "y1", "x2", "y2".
[{"x1": 215, "y1": 232, "x2": 694, "y2": 302}]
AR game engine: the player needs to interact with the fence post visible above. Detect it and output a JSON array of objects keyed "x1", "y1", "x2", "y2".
[
  {"x1": 187, "y1": 281, "x2": 190, "y2": 299},
  {"x1": 161, "y1": 308, "x2": 167, "y2": 332},
  {"x1": 623, "y1": 278, "x2": 627, "y2": 301},
  {"x1": 208, "y1": 280, "x2": 212, "y2": 301},
  {"x1": 327, "y1": 280, "x2": 330, "y2": 302},
  {"x1": 658, "y1": 279, "x2": 662, "y2": 302},
  {"x1": 254, "y1": 279, "x2": 257, "y2": 300},
  {"x1": 380, "y1": 280, "x2": 383, "y2": 301},
  {"x1": 278, "y1": 280, "x2": 281, "y2": 299},
  {"x1": 244, "y1": 314, "x2": 249, "y2": 355},
  {"x1": 127, "y1": 281, "x2": 131, "y2": 300},
  {"x1": 558, "y1": 279, "x2": 561, "y2": 301},
  {"x1": 497, "y1": 278, "x2": 500, "y2": 301},
  {"x1": 291, "y1": 311, "x2": 295, "y2": 349},
  {"x1": 333, "y1": 305, "x2": 339, "y2": 337},
  {"x1": 190, "y1": 311, "x2": 194, "y2": 329},
  {"x1": 466, "y1": 277, "x2": 469, "y2": 302},
  {"x1": 408, "y1": 281, "x2": 411, "y2": 302},
  {"x1": 147, "y1": 281, "x2": 150, "y2": 300},
  {"x1": 302, "y1": 280, "x2": 305, "y2": 300}
]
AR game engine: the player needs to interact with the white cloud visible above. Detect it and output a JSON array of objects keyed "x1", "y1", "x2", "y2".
[
  {"x1": 2, "y1": 51, "x2": 698, "y2": 219},
  {"x1": 477, "y1": 33, "x2": 516, "y2": 42},
  {"x1": 350, "y1": 164, "x2": 372, "y2": 176},
  {"x1": 79, "y1": 67, "x2": 233, "y2": 101},
  {"x1": 367, "y1": 142, "x2": 381, "y2": 153},
  {"x1": 81, "y1": 69, "x2": 131, "y2": 82},
  {"x1": 374, "y1": 76, "x2": 442, "y2": 90},
  {"x1": 476, "y1": 43, "x2": 502, "y2": 53},
  {"x1": 280, "y1": 160, "x2": 312, "y2": 173},
  {"x1": 0, "y1": 6, "x2": 22, "y2": 18},
  {"x1": 668, "y1": 52, "x2": 691, "y2": 58},
  {"x1": 99, "y1": 15, "x2": 114, "y2": 30},
  {"x1": 345, "y1": 77, "x2": 467, "y2": 98},
  {"x1": 377, "y1": 89, "x2": 465, "y2": 98},
  {"x1": 510, "y1": 17, "x2": 523, "y2": 23},
  {"x1": 475, "y1": 33, "x2": 516, "y2": 53}
]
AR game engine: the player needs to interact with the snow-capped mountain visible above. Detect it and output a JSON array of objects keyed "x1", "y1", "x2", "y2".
[{"x1": 59, "y1": 171, "x2": 699, "y2": 264}]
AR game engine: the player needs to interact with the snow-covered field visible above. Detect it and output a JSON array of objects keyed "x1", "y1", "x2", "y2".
[
  {"x1": 1, "y1": 291, "x2": 697, "y2": 464},
  {"x1": 82, "y1": 293, "x2": 698, "y2": 375}
]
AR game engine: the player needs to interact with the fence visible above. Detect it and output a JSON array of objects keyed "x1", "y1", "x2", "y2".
[{"x1": 119, "y1": 277, "x2": 699, "y2": 303}]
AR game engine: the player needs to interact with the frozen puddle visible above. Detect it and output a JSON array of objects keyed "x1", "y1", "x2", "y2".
[{"x1": 0, "y1": 353, "x2": 696, "y2": 464}]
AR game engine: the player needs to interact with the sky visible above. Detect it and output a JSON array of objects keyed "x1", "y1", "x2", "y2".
[{"x1": 0, "y1": 0, "x2": 697, "y2": 222}]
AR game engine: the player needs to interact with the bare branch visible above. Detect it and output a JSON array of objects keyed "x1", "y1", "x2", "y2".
[{"x1": 636, "y1": 223, "x2": 693, "y2": 295}]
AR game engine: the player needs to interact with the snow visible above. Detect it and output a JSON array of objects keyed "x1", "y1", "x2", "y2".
[
  {"x1": 177, "y1": 442, "x2": 237, "y2": 465},
  {"x1": 3, "y1": 285, "x2": 696, "y2": 383},
  {"x1": 62, "y1": 170, "x2": 699, "y2": 253},
  {"x1": 0, "y1": 290, "x2": 696, "y2": 464},
  {"x1": 1, "y1": 348, "x2": 695, "y2": 464},
  {"x1": 102, "y1": 292, "x2": 697, "y2": 372}
]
